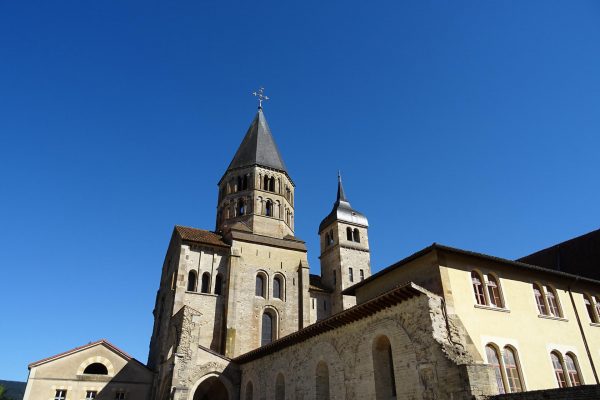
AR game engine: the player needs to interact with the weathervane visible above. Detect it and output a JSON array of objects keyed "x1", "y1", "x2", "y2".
[{"x1": 252, "y1": 87, "x2": 269, "y2": 109}]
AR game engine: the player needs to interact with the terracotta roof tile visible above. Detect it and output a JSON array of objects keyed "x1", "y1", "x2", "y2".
[{"x1": 175, "y1": 226, "x2": 229, "y2": 248}]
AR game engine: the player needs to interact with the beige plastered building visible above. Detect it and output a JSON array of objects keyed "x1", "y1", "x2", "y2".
[{"x1": 24, "y1": 106, "x2": 600, "y2": 400}]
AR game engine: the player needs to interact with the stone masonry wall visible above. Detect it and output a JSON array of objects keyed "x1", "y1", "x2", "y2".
[{"x1": 239, "y1": 293, "x2": 497, "y2": 400}]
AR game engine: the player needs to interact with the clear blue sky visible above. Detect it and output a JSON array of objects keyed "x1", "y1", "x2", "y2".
[{"x1": 1, "y1": 1, "x2": 599, "y2": 381}]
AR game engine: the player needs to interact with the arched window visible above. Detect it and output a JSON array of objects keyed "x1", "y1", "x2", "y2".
[
  {"x1": 273, "y1": 276, "x2": 283, "y2": 300},
  {"x1": 372, "y1": 335, "x2": 396, "y2": 400},
  {"x1": 269, "y1": 177, "x2": 275, "y2": 192},
  {"x1": 265, "y1": 200, "x2": 273, "y2": 217},
  {"x1": 346, "y1": 227, "x2": 353, "y2": 241},
  {"x1": 256, "y1": 274, "x2": 265, "y2": 297},
  {"x1": 263, "y1": 175, "x2": 269, "y2": 191},
  {"x1": 472, "y1": 271, "x2": 486, "y2": 306},
  {"x1": 353, "y1": 228, "x2": 360, "y2": 243},
  {"x1": 215, "y1": 274, "x2": 223, "y2": 295},
  {"x1": 187, "y1": 270, "x2": 197, "y2": 292},
  {"x1": 316, "y1": 361, "x2": 330, "y2": 400},
  {"x1": 275, "y1": 373, "x2": 285, "y2": 400},
  {"x1": 565, "y1": 353, "x2": 582, "y2": 386},
  {"x1": 546, "y1": 286, "x2": 561, "y2": 317},
  {"x1": 83, "y1": 363, "x2": 108, "y2": 375},
  {"x1": 245, "y1": 381, "x2": 254, "y2": 400},
  {"x1": 533, "y1": 283, "x2": 547, "y2": 315},
  {"x1": 237, "y1": 176, "x2": 243, "y2": 192},
  {"x1": 584, "y1": 295, "x2": 597, "y2": 322},
  {"x1": 328, "y1": 231, "x2": 334, "y2": 245},
  {"x1": 201, "y1": 272, "x2": 210, "y2": 293},
  {"x1": 487, "y1": 275, "x2": 503, "y2": 308},
  {"x1": 242, "y1": 175, "x2": 249, "y2": 190},
  {"x1": 237, "y1": 198, "x2": 246, "y2": 216},
  {"x1": 503, "y1": 347, "x2": 523, "y2": 393},
  {"x1": 551, "y1": 351, "x2": 568, "y2": 388},
  {"x1": 261, "y1": 310, "x2": 275, "y2": 346},
  {"x1": 594, "y1": 295, "x2": 600, "y2": 320},
  {"x1": 485, "y1": 344, "x2": 506, "y2": 394}
]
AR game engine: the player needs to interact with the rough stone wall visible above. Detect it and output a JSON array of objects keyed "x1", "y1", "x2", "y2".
[
  {"x1": 239, "y1": 293, "x2": 497, "y2": 400},
  {"x1": 486, "y1": 385, "x2": 600, "y2": 399},
  {"x1": 225, "y1": 239, "x2": 309, "y2": 358}
]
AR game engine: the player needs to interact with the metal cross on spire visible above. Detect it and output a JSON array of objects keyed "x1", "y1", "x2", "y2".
[{"x1": 252, "y1": 87, "x2": 270, "y2": 109}]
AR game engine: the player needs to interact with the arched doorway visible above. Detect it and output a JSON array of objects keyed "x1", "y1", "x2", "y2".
[{"x1": 193, "y1": 376, "x2": 229, "y2": 400}]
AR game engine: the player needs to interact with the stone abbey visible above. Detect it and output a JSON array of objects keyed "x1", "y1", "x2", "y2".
[{"x1": 23, "y1": 104, "x2": 600, "y2": 400}]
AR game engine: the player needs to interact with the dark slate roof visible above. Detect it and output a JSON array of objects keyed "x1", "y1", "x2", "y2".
[
  {"x1": 343, "y1": 242, "x2": 600, "y2": 295},
  {"x1": 318, "y1": 174, "x2": 368, "y2": 233},
  {"x1": 234, "y1": 283, "x2": 426, "y2": 363},
  {"x1": 226, "y1": 108, "x2": 287, "y2": 173},
  {"x1": 309, "y1": 274, "x2": 332, "y2": 293},
  {"x1": 517, "y1": 228, "x2": 600, "y2": 280},
  {"x1": 175, "y1": 225, "x2": 230, "y2": 248}
]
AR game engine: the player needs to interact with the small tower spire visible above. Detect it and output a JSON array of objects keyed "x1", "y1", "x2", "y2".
[{"x1": 337, "y1": 171, "x2": 347, "y2": 203}]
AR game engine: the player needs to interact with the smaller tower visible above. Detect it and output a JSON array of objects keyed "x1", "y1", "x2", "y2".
[{"x1": 318, "y1": 173, "x2": 371, "y2": 314}]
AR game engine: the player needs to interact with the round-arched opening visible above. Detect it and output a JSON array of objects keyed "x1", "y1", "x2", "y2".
[
  {"x1": 193, "y1": 376, "x2": 229, "y2": 400},
  {"x1": 83, "y1": 362, "x2": 108, "y2": 375}
]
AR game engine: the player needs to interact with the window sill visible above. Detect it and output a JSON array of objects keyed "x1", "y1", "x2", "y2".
[
  {"x1": 186, "y1": 291, "x2": 218, "y2": 297},
  {"x1": 589, "y1": 322, "x2": 600, "y2": 327},
  {"x1": 538, "y1": 314, "x2": 568, "y2": 322},
  {"x1": 474, "y1": 304, "x2": 510, "y2": 313}
]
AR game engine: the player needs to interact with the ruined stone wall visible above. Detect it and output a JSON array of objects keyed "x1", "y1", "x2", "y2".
[{"x1": 239, "y1": 293, "x2": 497, "y2": 400}]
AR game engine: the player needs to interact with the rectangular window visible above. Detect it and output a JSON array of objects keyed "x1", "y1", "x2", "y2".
[
  {"x1": 360, "y1": 269, "x2": 364, "y2": 281},
  {"x1": 54, "y1": 390, "x2": 67, "y2": 400},
  {"x1": 312, "y1": 298, "x2": 315, "y2": 309},
  {"x1": 86, "y1": 391, "x2": 97, "y2": 400},
  {"x1": 115, "y1": 391, "x2": 126, "y2": 400},
  {"x1": 349, "y1": 268, "x2": 354, "y2": 282}
]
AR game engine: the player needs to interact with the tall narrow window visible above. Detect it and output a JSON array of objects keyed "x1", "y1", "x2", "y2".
[
  {"x1": 237, "y1": 176, "x2": 243, "y2": 192},
  {"x1": 346, "y1": 227, "x2": 353, "y2": 241},
  {"x1": 503, "y1": 347, "x2": 523, "y2": 393},
  {"x1": 269, "y1": 177, "x2": 275, "y2": 192},
  {"x1": 551, "y1": 351, "x2": 568, "y2": 388},
  {"x1": 245, "y1": 381, "x2": 254, "y2": 400},
  {"x1": 215, "y1": 274, "x2": 223, "y2": 295},
  {"x1": 275, "y1": 373, "x2": 285, "y2": 400},
  {"x1": 353, "y1": 228, "x2": 360, "y2": 243},
  {"x1": 485, "y1": 345, "x2": 506, "y2": 394},
  {"x1": 472, "y1": 271, "x2": 486, "y2": 306},
  {"x1": 187, "y1": 270, "x2": 197, "y2": 292},
  {"x1": 546, "y1": 286, "x2": 561, "y2": 317},
  {"x1": 201, "y1": 272, "x2": 210, "y2": 293},
  {"x1": 349, "y1": 268, "x2": 354, "y2": 282},
  {"x1": 261, "y1": 311, "x2": 274, "y2": 346},
  {"x1": 333, "y1": 271, "x2": 336, "y2": 285},
  {"x1": 584, "y1": 295, "x2": 597, "y2": 322},
  {"x1": 256, "y1": 274, "x2": 265, "y2": 297},
  {"x1": 54, "y1": 390, "x2": 67, "y2": 400},
  {"x1": 273, "y1": 276, "x2": 282, "y2": 299},
  {"x1": 237, "y1": 199, "x2": 246, "y2": 216},
  {"x1": 265, "y1": 200, "x2": 273, "y2": 217},
  {"x1": 565, "y1": 353, "x2": 582, "y2": 386},
  {"x1": 328, "y1": 231, "x2": 334, "y2": 245},
  {"x1": 115, "y1": 391, "x2": 126, "y2": 400},
  {"x1": 533, "y1": 284, "x2": 547, "y2": 315},
  {"x1": 593, "y1": 296, "x2": 600, "y2": 322},
  {"x1": 487, "y1": 275, "x2": 503, "y2": 308},
  {"x1": 263, "y1": 175, "x2": 270, "y2": 191},
  {"x1": 372, "y1": 335, "x2": 396, "y2": 400},
  {"x1": 360, "y1": 269, "x2": 364, "y2": 281},
  {"x1": 316, "y1": 361, "x2": 330, "y2": 400},
  {"x1": 242, "y1": 175, "x2": 249, "y2": 190}
]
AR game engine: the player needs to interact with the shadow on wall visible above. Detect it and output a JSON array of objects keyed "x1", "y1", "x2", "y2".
[{"x1": 86, "y1": 360, "x2": 151, "y2": 400}]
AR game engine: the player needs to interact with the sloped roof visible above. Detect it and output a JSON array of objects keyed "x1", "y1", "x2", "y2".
[
  {"x1": 28, "y1": 339, "x2": 147, "y2": 369},
  {"x1": 226, "y1": 108, "x2": 287, "y2": 173},
  {"x1": 518, "y1": 228, "x2": 600, "y2": 280},
  {"x1": 175, "y1": 225, "x2": 230, "y2": 248},
  {"x1": 234, "y1": 283, "x2": 426, "y2": 363}
]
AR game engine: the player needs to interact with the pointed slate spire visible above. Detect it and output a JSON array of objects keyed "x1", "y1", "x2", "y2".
[
  {"x1": 226, "y1": 109, "x2": 287, "y2": 173},
  {"x1": 318, "y1": 173, "x2": 368, "y2": 233},
  {"x1": 337, "y1": 171, "x2": 347, "y2": 203}
]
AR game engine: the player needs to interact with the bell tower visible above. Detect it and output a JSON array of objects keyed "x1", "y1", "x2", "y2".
[
  {"x1": 318, "y1": 174, "x2": 371, "y2": 313},
  {"x1": 216, "y1": 98, "x2": 295, "y2": 239}
]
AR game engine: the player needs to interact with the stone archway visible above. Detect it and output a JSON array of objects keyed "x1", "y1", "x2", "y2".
[{"x1": 193, "y1": 376, "x2": 230, "y2": 400}]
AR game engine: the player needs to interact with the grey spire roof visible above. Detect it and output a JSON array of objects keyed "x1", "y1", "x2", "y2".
[
  {"x1": 318, "y1": 173, "x2": 368, "y2": 234},
  {"x1": 226, "y1": 108, "x2": 287, "y2": 173}
]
